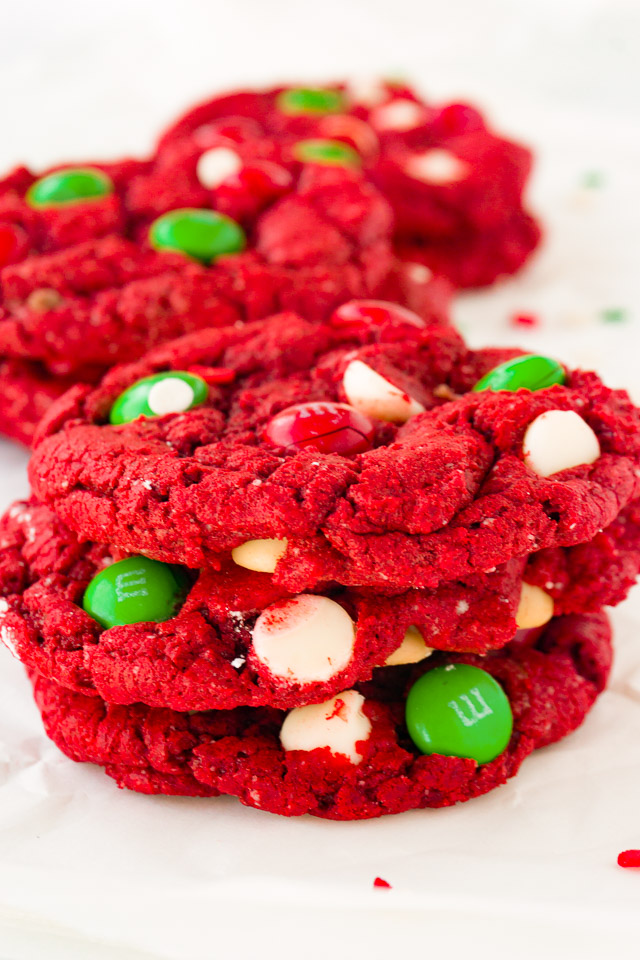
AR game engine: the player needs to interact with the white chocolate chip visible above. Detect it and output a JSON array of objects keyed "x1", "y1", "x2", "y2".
[
  {"x1": 147, "y1": 377, "x2": 195, "y2": 416},
  {"x1": 523, "y1": 410, "x2": 600, "y2": 477},
  {"x1": 371, "y1": 99, "x2": 426, "y2": 131},
  {"x1": 232, "y1": 538, "x2": 288, "y2": 573},
  {"x1": 384, "y1": 626, "x2": 433, "y2": 666},
  {"x1": 280, "y1": 689, "x2": 371, "y2": 764},
  {"x1": 405, "y1": 149, "x2": 470, "y2": 184},
  {"x1": 252, "y1": 595, "x2": 355, "y2": 683},
  {"x1": 346, "y1": 77, "x2": 388, "y2": 108},
  {"x1": 342, "y1": 359, "x2": 424, "y2": 423},
  {"x1": 515, "y1": 582, "x2": 554, "y2": 629},
  {"x1": 196, "y1": 147, "x2": 242, "y2": 189}
]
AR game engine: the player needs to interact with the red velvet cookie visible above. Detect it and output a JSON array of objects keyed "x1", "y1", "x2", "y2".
[
  {"x1": 4, "y1": 494, "x2": 632, "y2": 712},
  {"x1": 0, "y1": 163, "x2": 406, "y2": 376},
  {"x1": 0, "y1": 497, "x2": 518, "y2": 709},
  {"x1": 29, "y1": 312, "x2": 640, "y2": 591},
  {"x1": 0, "y1": 501, "x2": 640, "y2": 710},
  {"x1": 156, "y1": 81, "x2": 541, "y2": 288},
  {"x1": 0, "y1": 141, "x2": 454, "y2": 444},
  {"x1": 29, "y1": 611, "x2": 611, "y2": 818}
]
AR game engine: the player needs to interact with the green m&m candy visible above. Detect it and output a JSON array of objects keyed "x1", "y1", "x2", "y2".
[
  {"x1": 473, "y1": 354, "x2": 566, "y2": 393},
  {"x1": 109, "y1": 371, "x2": 208, "y2": 425},
  {"x1": 26, "y1": 167, "x2": 114, "y2": 208},
  {"x1": 83, "y1": 556, "x2": 188, "y2": 629},
  {"x1": 149, "y1": 209, "x2": 246, "y2": 263},
  {"x1": 405, "y1": 663, "x2": 513, "y2": 764},
  {"x1": 277, "y1": 88, "x2": 346, "y2": 116},
  {"x1": 292, "y1": 139, "x2": 361, "y2": 168}
]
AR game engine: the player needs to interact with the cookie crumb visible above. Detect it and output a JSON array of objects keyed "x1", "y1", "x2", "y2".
[
  {"x1": 433, "y1": 383, "x2": 458, "y2": 401},
  {"x1": 26, "y1": 288, "x2": 64, "y2": 312},
  {"x1": 373, "y1": 877, "x2": 392, "y2": 888},
  {"x1": 618, "y1": 850, "x2": 640, "y2": 868}
]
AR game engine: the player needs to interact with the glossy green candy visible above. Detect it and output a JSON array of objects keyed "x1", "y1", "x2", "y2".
[
  {"x1": 473, "y1": 354, "x2": 566, "y2": 393},
  {"x1": 293, "y1": 139, "x2": 361, "y2": 168},
  {"x1": 405, "y1": 663, "x2": 513, "y2": 764},
  {"x1": 149, "y1": 209, "x2": 246, "y2": 263},
  {"x1": 109, "y1": 371, "x2": 208, "y2": 425},
  {"x1": 26, "y1": 167, "x2": 114, "y2": 208},
  {"x1": 83, "y1": 556, "x2": 188, "y2": 629},
  {"x1": 277, "y1": 88, "x2": 346, "y2": 115}
]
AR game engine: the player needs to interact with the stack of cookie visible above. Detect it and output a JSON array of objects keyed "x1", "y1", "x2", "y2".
[
  {"x1": 2, "y1": 298, "x2": 639, "y2": 818},
  {"x1": 0, "y1": 82, "x2": 636, "y2": 820},
  {"x1": 0, "y1": 80, "x2": 537, "y2": 445}
]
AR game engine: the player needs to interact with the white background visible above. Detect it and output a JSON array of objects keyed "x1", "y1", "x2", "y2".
[{"x1": 0, "y1": 1, "x2": 639, "y2": 957}]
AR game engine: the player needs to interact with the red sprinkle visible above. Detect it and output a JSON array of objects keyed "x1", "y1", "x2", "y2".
[
  {"x1": 373, "y1": 877, "x2": 392, "y2": 889},
  {"x1": 510, "y1": 312, "x2": 539, "y2": 328},
  {"x1": 618, "y1": 850, "x2": 640, "y2": 868},
  {"x1": 326, "y1": 698, "x2": 346, "y2": 721}
]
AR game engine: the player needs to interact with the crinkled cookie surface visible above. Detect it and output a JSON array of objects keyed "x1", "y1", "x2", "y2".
[
  {"x1": 29, "y1": 312, "x2": 640, "y2": 591},
  {"x1": 157, "y1": 80, "x2": 541, "y2": 288}
]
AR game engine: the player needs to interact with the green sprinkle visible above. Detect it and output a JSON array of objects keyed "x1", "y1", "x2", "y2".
[
  {"x1": 581, "y1": 170, "x2": 605, "y2": 189},
  {"x1": 600, "y1": 308, "x2": 627, "y2": 324}
]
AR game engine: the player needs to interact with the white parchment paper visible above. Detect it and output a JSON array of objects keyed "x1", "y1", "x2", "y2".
[{"x1": 1, "y1": 1, "x2": 639, "y2": 956}]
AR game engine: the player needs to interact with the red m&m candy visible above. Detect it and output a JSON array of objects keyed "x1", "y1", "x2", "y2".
[
  {"x1": 0, "y1": 224, "x2": 27, "y2": 268},
  {"x1": 330, "y1": 300, "x2": 426, "y2": 336},
  {"x1": 216, "y1": 161, "x2": 293, "y2": 219},
  {"x1": 263, "y1": 402, "x2": 375, "y2": 456}
]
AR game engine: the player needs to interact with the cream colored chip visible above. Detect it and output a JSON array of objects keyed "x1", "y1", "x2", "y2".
[
  {"x1": 280, "y1": 690, "x2": 371, "y2": 764},
  {"x1": 384, "y1": 625, "x2": 434, "y2": 666},
  {"x1": 523, "y1": 410, "x2": 601, "y2": 477},
  {"x1": 342, "y1": 359, "x2": 424, "y2": 423},
  {"x1": 232, "y1": 538, "x2": 288, "y2": 573},
  {"x1": 196, "y1": 147, "x2": 242, "y2": 189},
  {"x1": 516, "y1": 583, "x2": 554, "y2": 629},
  {"x1": 345, "y1": 77, "x2": 388, "y2": 108},
  {"x1": 405, "y1": 148, "x2": 470, "y2": 184},
  {"x1": 252, "y1": 594, "x2": 355, "y2": 683},
  {"x1": 147, "y1": 377, "x2": 195, "y2": 416},
  {"x1": 371, "y1": 99, "x2": 426, "y2": 131}
]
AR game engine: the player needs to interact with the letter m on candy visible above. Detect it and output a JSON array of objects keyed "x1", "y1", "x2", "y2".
[{"x1": 447, "y1": 688, "x2": 494, "y2": 727}]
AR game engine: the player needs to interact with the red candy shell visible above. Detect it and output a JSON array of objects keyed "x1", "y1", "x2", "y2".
[
  {"x1": 330, "y1": 299, "x2": 426, "y2": 335},
  {"x1": 0, "y1": 223, "x2": 27, "y2": 267}
]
